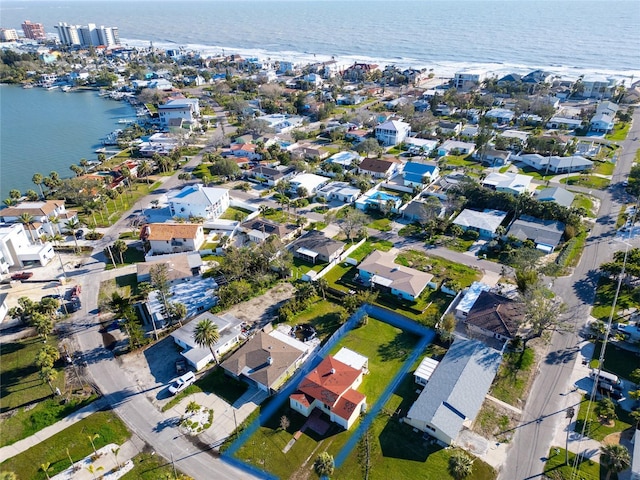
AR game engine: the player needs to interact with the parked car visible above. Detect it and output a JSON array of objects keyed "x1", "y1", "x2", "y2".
[
  {"x1": 75, "y1": 229, "x2": 84, "y2": 239},
  {"x1": 11, "y1": 272, "x2": 33, "y2": 280},
  {"x1": 168, "y1": 371, "x2": 195, "y2": 395},
  {"x1": 597, "y1": 383, "x2": 625, "y2": 401},
  {"x1": 175, "y1": 359, "x2": 187, "y2": 374}
]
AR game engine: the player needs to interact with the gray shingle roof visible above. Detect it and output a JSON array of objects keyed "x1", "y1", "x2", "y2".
[{"x1": 406, "y1": 338, "x2": 502, "y2": 442}]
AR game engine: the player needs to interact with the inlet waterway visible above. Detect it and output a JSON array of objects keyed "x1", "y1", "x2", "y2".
[{"x1": 0, "y1": 85, "x2": 136, "y2": 202}]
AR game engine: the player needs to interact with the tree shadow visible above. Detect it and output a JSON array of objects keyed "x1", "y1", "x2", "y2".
[
  {"x1": 377, "y1": 331, "x2": 416, "y2": 362},
  {"x1": 378, "y1": 418, "x2": 435, "y2": 462},
  {"x1": 572, "y1": 268, "x2": 601, "y2": 304},
  {"x1": 545, "y1": 345, "x2": 579, "y2": 365}
]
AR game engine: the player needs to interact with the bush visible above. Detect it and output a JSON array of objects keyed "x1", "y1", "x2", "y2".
[{"x1": 463, "y1": 229, "x2": 480, "y2": 241}]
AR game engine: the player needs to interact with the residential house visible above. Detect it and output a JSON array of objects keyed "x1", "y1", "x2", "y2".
[
  {"x1": 402, "y1": 199, "x2": 442, "y2": 224},
  {"x1": 158, "y1": 98, "x2": 200, "y2": 129},
  {"x1": 403, "y1": 162, "x2": 440, "y2": 188},
  {"x1": 289, "y1": 230, "x2": 345, "y2": 264},
  {"x1": 482, "y1": 172, "x2": 532, "y2": 195},
  {"x1": 141, "y1": 223, "x2": 205, "y2": 255},
  {"x1": 0, "y1": 200, "x2": 79, "y2": 237},
  {"x1": 485, "y1": 108, "x2": 515, "y2": 125},
  {"x1": 463, "y1": 291, "x2": 525, "y2": 342},
  {"x1": 316, "y1": 182, "x2": 362, "y2": 203},
  {"x1": 536, "y1": 187, "x2": 575, "y2": 208},
  {"x1": 345, "y1": 129, "x2": 370, "y2": 144},
  {"x1": 146, "y1": 276, "x2": 218, "y2": 328},
  {"x1": 168, "y1": 184, "x2": 230, "y2": 220},
  {"x1": 580, "y1": 76, "x2": 617, "y2": 99},
  {"x1": 455, "y1": 282, "x2": 493, "y2": 319},
  {"x1": 404, "y1": 338, "x2": 502, "y2": 446},
  {"x1": 230, "y1": 143, "x2": 263, "y2": 161},
  {"x1": 246, "y1": 165, "x2": 296, "y2": 186},
  {"x1": 459, "y1": 125, "x2": 479, "y2": 140},
  {"x1": 341, "y1": 63, "x2": 379, "y2": 82},
  {"x1": 170, "y1": 312, "x2": 243, "y2": 371},
  {"x1": 521, "y1": 69, "x2": 553, "y2": 85},
  {"x1": 454, "y1": 69, "x2": 487, "y2": 91},
  {"x1": 358, "y1": 157, "x2": 401, "y2": 179},
  {"x1": 136, "y1": 252, "x2": 203, "y2": 284},
  {"x1": 434, "y1": 104, "x2": 457, "y2": 116},
  {"x1": 374, "y1": 120, "x2": 411, "y2": 146},
  {"x1": 437, "y1": 140, "x2": 475, "y2": 157},
  {"x1": 590, "y1": 101, "x2": 619, "y2": 133},
  {"x1": 358, "y1": 250, "x2": 434, "y2": 301},
  {"x1": 240, "y1": 218, "x2": 300, "y2": 244},
  {"x1": 546, "y1": 116, "x2": 583, "y2": 131},
  {"x1": 452, "y1": 209, "x2": 508, "y2": 239},
  {"x1": 437, "y1": 121, "x2": 462, "y2": 136},
  {"x1": 476, "y1": 147, "x2": 511, "y2": 167},
  {"x1": 496, "y1": 73, "x2": 522, "y2": 87},
  {"x1": 257, "y1": 114, "x2": 304, "y2": 134},
  {"x1": 290, "y1": 352, "x2": 367, "y2": 430},
  {"x1": 221, "y1": 328, "x2": 309, "y2": 393},
  {"x1": 290, "y1": 143, "x2": 330, "y2": 161},
  {"x1": 289, "y1": 173, "x2": 330, "y2": 196},
  {"x1": 514, "y1": 153, "x2": 593, "y2": 174},
  {"x1": 405, "y1": 137, "x2": 438, "y2": 156},
  {"x1": 326, "y1": 151, "x2": 361, "y2": 168},
  {"x1": 507, "y1": 215, "x2": 565, "y2": 253},
  {"x1": 0, "y1": 223, "x2": 55, "y2": 268},
  {"x1": 355, "y1": 189, "x2": 403, "y2": 214}
]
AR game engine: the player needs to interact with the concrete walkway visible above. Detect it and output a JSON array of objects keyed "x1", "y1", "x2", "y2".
[
  {"x1": 0, "y1": 397, "x2": 108, "y2": 463},
  {"x1": 485, "y1": 394, "x2": 523, "y2": 415}
]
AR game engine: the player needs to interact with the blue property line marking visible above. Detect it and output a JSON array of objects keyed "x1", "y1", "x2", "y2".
[
  {"x1": 333, "y1": 331, "x2": 433, "y2": 468},
  {"x1": 223, "y1": 303, "x2": 435, "y2": 475},
  {"x1": 220, "y1": 452, "x2": 279, "y2": 480}
]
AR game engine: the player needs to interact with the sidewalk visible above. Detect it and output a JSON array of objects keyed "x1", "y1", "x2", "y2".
[{"x1": 0, "y1": 397, "x2": 108, "y2": 463}]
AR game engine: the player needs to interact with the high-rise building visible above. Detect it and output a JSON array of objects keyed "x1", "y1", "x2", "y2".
[
  {"x1": 0, "y1": 28, "x2": 19, "y2": 42},
  {"x1": 21, "y1": 20, "x2": 46, "y2": 40},
  {"x1": 55, "y1": 21, "x2": 119, "y2": 48}
]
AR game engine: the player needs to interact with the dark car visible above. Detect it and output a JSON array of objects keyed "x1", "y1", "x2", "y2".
[
  {"x1": 75, "y1": 229, "x2": 84, "y2": 239},
  {"x1": 11, "y1": 271, "x2": 33, "y2": 280},
  {"x1": 597, "y1": 384, "x2": 624, "y2": 401}
]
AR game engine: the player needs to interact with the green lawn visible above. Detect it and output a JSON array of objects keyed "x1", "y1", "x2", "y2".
[
  {"x1": 0, "y1": 411, "x2": 130, "y2": 480},
  {"x1": 561, "y1": 175, "x2": 610, "y2": 190},
  {"x1": 0, "y1": 336, "x2": 65, "y2": 413},
  {"x1": 220, "y1": 206, "x2": 252, "y2": 221},
  {"x1": 489, "y1": 349, "x2": 535, "y2": 406},
  {"x1": 442, "y1": 155, "x2": 483, "y2": 170},
  {"x1": 590, "y1": 340, "x2": 639, "y2": 381},
  {"x1": 543, "y1": 447, "x2": 605, "y2": 480},
  {"x1": 0, "y1": 394, "x2": 97, "y2": 447},
  {"x1": 516, "y1": 166, "x2": 556, "y2": 181},
  {"x1": 280, "y1": 299, "x2": 343, "y2": 341},
  {"x1": 592, "y1": 161, "x2": 615, "y2": 176},
  {"x1": 606, "y1": 122, "x2": 631, "y2": 141},
  {"x1": 394, "y1": 250, "x2": 482, "y2": 288},
  {"x1": 162, "y1": 367, "x2": 248, "y2": 412},
  {"x1": 574, "y1": 395, "x2": 633, "y2": 442},
  {"x1": 291, "y1": 257, "x2": 327, "y2": 279},
  {"x1": 262, "y1": 209, "x2": 298, "y2": 224},
  {"x1": 235, "y1": 318, "x2": 420, "y2": 480},
  {"x1": 572, "y1": 194, "x2": 596, "y2": 217},
  {"x1": 347, "y1": 238, "x2": 394, "y2": 262},
  {"x1": 368, "y1": 217, "x2": 393, "y2": 232},
  {"x1": 105, "y1": 244, "x2": 145, "y2": 270},
  {"x1": 121, "y1": 452, "x2": 190, "y2": 480},
  {"x1": 443, "y1": 236, "x2": 476, "y2": 252},
  {"x1": 591, "y1": 278, "x2": 636, "y2": 322}
]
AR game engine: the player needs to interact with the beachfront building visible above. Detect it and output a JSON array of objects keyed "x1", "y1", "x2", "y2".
[
  {"x1": 0, "y1": 200, "x2": 79, "y2": 237},
  {"x1": 453, "y1": 69, "x2": 487, "y2": 91},
  {"x1": 290, "y1": 352, "x2": 367, "y2": 430},
  {"x1": 168, "y1": 184, "x2": 230, "y2": 221},
  {"x1": 55, "y1": 22, "x2": 119, "y2": 48},
  {"x1": 0, "y1": 29, "x2": 19, "y2": 42},
  {"x1": 21, "y1": 21, "x2": 46, "y2": 40}
]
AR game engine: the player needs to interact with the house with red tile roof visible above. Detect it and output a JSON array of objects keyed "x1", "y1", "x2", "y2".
[{"x1": 290, "y1": 352, "x2": 367, "y2": 430}]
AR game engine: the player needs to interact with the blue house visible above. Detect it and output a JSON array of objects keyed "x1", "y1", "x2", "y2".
[{"x1": 403, "y1": 162, "x2": 440, "y2": 188}]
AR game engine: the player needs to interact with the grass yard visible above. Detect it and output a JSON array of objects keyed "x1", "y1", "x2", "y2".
[
  {"x1": 105, "y1": 244, "x2": 145, "y2": 270},
  {"x1": 368, "y1": 217, "x2": 393, "y2": 232},
  {"x1": 98, "y1": 274, "x2": 137, "y2": 307},
  {"x1": 347, "y1": 237, "x2": 394, "y2": 262},
  {"x1": 561, "y1": 175, "x2": 610, "y2": 190},
  {"x1": 234, "y1": 318, "x2": 420, "y2": 480},
  {"x1": 443, "y1": 236, "x2": 476, "y2": 252},
  {"x1": 442, "y1": 155, "x2": 483, "y2": 171},
  {"x1": 543, "y1": 447, "x2": 605, "y2": 480},
  {"x1": 574, "y1": 395, "x2": 633, "y2": 442},
  {"x1": 591, "y1": 278, "x2": 636, "y2": 322},
  {"x1": 121, "y1": 452, "x2": 191, "y2": 480},
  {"x1": 516, "y1": 166, "x2": 556, "y2": 181},
  {"x1": 394, "y1": 250, "x2": 482, "y2": 288},
  {"x1": 1, "y1": 394, "x2": 97, "y2": 447},
  {"x1": 572, "y1": 194, "x2": 596, "y2": 217},
  {"x1": 606, "y1": 122, "x2": 631, "y2": 141},
  {"x1": 592, "y1": 161, "x2": 615, "y2": 176},
  {"x1": 280, "y1": 299, "x2": 343, "y2": 341},
  {"x1": 590, "y1": 340, "x2": 639, "y2": 381},
  {"x1": 291, "y1": 257, "x2": 327, "y2": 279},
  {"x1": 162, "y1": 367, "x2": 248, "y2": 412},
  {"x1": 220, "y1": 206, "x2": 252, "y2": 221},
  {"x1": 489, "y1": 348, "x2": 535, "y2": 406},
  {"x1": 0, "y1": 411, "x2": 130, "y2": 480},
  {"x1": 0, "y1": 336, "x2": 65, "y2": 414},
  {"x1": 262, "y1": 208, "x2": 298, "y2": 224}
]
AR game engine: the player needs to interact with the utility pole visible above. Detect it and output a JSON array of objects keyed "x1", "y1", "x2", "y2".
[{"x1": 565, "y1": 406, "x2": 575, "y2": 465}]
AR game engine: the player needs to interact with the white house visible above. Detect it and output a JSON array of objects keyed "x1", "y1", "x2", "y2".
[
  {"x1": 453, "y1": 69, "x2": 487, "y2": 91},
  {"x1": 453, "y1": 209, "x2": 508, "y2": 239},
  {"x1": 316, "y1": 182, "x2": 362, "y2": 203},
  {"x1": 168, "y1": 184, "x2": 230, "y2": 220},
  {"x1": 257, "y1": 114, "x2": 304, "y2": 134},
  {"x1": 513, "y1": 153, "x2": 593, "y2": 174},
  {"x1": 374, "y1": 120, "x2": 411, "y2": 146},
  {"x1": 289, "y1": 173, "x2": 330, "y2": 196},
  {"x1": 142, "y1": 223, "x2": 205, "y2": 255},
  {"x1": 0, "y1": 223, "x2": 55, "y2": 268},
  {"x1": 158, "y1": 98, "x2": 200, "y2": 129},
  {"x1": 485, "y1": 108, "x2": 515, "y2": 125},
  {"x1": 482, "y1": 172, "x2": 533, "y2": 195},
  {"x1": 437, "y1": 140, "x2": 476, "y2": 157},
  {"x1": 404, "y1": 338, "x2": 502, "y2": 446},
  {"x1": 546, "y1": 117, "x2": 583, "y2": 130},
  {"x1": 405, "y1": 137, "x2": 438, "y2": 155},
  {"x1": 0, "y1": 200, "x2": 79, "y2": 237},
  {"x1": 170, "y1": 312, "x2": 243, "y2": 371}
]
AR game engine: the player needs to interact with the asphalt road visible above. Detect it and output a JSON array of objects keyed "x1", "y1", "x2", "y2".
[{"x1": 499, "y1": 108, "x2": 640, "y2": 480}]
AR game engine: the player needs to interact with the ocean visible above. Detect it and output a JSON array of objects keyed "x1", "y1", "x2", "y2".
[
  {"x1": 0, "y1": 86, "x2": 136, "y2": 201},
  {"x1": 0, "y1": 0, "x2": 639, "y2": 201}
]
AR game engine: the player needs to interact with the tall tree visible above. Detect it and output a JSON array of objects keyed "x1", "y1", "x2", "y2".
[
  {"x1": 519, "y1": 284, "x2": 569, "y2": 347},
  {"x1": 448, "y1": 450, "x2": 474, "y2": 479},
  {"x1": 113, "y1": 239, "x2": 127, "y2": 264},
  {"x1": 600, "y1": 444, "x2": 630, "y2": 480},
  {"x1": 193, "y1": 318, "x2": 220, "y2": 365},
  {"x1": 32, "y1": 173, "x2": 45, "y2": 199},
  {"x1": 66, "y1": 218, "x2": 81, "y2": 253},
  {"x1": 17, "y1": 213, "x2": 37, "y2": 243}
]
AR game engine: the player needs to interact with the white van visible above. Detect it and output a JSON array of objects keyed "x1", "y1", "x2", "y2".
[
  {"x1": 169, "y1": 371, "x2": 196, "y2": 395},
  {"x1": 589, "y1": 369, "x2": 623, "y2": 389}
]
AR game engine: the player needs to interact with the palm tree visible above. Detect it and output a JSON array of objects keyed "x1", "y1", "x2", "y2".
[
  {"x1": 193, "y1": 318, "x2": 220, "y2": 365},
  {"x1": 138, "y1": 160, "x2": 152, "y2": 184},
  {"x1": 171, "y1": 302, "x2": 187, "y2": 327},
  {"x1": 87, "y1": 433, "x2": 100, "y2": 456},
  {"x1": 39, "y1": 366, "x2": 58, "y2": 395},
  {"x1": 315, "y1": 278, "x2": 329, "y2": 300},
  {"x1": 70, "y1": 164, "x2": 83, "y2": 177},
  {"x1": 111, "y1": 446, "x2": 121, "y2": 469},
  {"x1": 17, "y1": 213, "x2": 37, "y2": 243},
  {"x1": 601, "y1": 444, "x2": 630, "y2": 480},
  {"x1": 9, "y1": 189, "x2": 21, "y2": 201},
  {"x1": 113, "y1": 239, "x2": 127, "y2": 264},
  {"x1": 32, "y1": 173, "x2": 45, "y2": 199},
  {"x1": 79, "y1": 158, "x2": 89, "y2": 174},
  {"x1": 86, "y1": 464, "x2": 104, "y2": 480},
  {"x1": 66, "y1": 218, "x2": 81, "y2": 252},
  {"x1": 314, "y1": 452, "x2": 334, "y2": 477},
  {"x1": 448, "y1": 450, "x2": 474, "y2": 479},
  {"x1": 39, "y1": 462, "x2": 53, "y2": 480}
]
